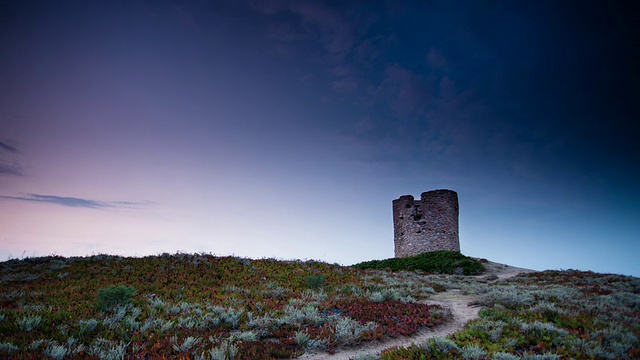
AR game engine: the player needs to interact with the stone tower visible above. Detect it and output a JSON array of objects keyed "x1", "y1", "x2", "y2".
[{"x1": 393, "y1": 189, "x2": 460, "y2": 258}]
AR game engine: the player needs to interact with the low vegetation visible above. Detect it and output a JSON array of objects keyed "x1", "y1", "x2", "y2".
[
  {"x1": 1, "y1": 252, "x2": 638, "y2": 359},
  {"x1": 352, "y1": 250, "x2": 485, "y2": 275},
  {"x1": 0, "y1": 253, "x2": 446, "y2": 359},
  {"x1": 380, "y1": 270, "x2": 640, "y2": 359},
  {"x1": 96, "y1": 285, "x2": 136, "y2": 310}
]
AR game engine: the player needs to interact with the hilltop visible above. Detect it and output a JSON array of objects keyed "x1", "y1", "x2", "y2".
[{"x1": 1, "y1": 252, "x2": 638, "y2": 359}]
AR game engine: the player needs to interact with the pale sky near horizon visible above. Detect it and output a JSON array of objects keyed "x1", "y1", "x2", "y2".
[{"x1": 1, "y1": 1, "x2": 639, "y2": 276}]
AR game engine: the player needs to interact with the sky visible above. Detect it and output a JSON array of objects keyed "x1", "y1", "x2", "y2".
[{"x1": 1, "y1": 1, "x2": 639, "y2": 276}]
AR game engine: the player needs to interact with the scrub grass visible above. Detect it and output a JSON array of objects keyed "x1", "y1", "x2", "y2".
[
  {"x1": 0, "y1": 253, "x2": 447, "y2": 359},
  {"x1": 380, "y1": 270, "x2": 640, "y2": 359},
  {"x1": 1, "y1": 253, "x2": 637, "y2": 359}
]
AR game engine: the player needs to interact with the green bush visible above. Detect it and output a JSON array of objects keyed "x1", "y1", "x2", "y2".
[
  {"x1": 352, "y1": 250, "x2": 484, "y2": 275},
  {"x1": 306, "y1": 275, "x2": 325, "y2": 289},
  {"x1": 97, "y1": 285, "x2": 136, "y2": 310}
]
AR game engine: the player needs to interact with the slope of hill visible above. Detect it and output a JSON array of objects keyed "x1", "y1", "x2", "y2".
[{"x1": 1, "y1": 253, "x2": 638, "y2": 359}]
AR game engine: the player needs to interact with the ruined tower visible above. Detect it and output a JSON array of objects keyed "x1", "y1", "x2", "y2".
[{"x1": 393, "y1": 189, "x2": 460, "y2": 258}]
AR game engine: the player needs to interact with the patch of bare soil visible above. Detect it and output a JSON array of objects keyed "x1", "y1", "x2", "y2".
[
  {"x1": 299, "y1": 263, "x2": 535, "y2": 360},
  {"x1": 479, "y1": 260, "x2": 536, "y2": 280}
]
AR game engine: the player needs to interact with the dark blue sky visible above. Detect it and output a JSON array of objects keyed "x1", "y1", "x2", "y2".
[{"x1": 1, "y1": 1, "x2": 638, "y2": 276}]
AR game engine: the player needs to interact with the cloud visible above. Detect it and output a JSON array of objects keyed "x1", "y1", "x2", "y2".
[
  {"x1": 0, "y1": 194, "x2": 145, "y2": 209},
  {"x1": 328, "y1": 64, "x2": 360, "y2": 93},
  {"x1": 426, "y1": 48, "x2": 449, "y2": 71},
  {"x1": 0, "y1": 140, "x2": 22, "y2": 176},
  {"x1": 290, "y1": 1, "x2": 354, "y2": 58},
  {"x1": 0, "y1": 160, "x2": 22, "y2": 176},
  {"x1": 0, "y1": 141, "x2": 18, "y2": 153},
  {"x1": 266, "y1": 22, "x2": 304, "y2": 43},
  {"x1": 250, "y1": 2, "x2": 515, "y2": 173},
  {"x1": 373, "y1": 65, "x2": 432, "y2": 117}
]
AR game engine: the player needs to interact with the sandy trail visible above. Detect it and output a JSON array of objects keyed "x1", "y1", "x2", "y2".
[{"x1": 299, "y1": 262, "x2": 534, "y2": 360}]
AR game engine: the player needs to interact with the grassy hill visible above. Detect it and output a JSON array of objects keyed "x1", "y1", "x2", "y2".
[{"x1": 0, "y1": 253, "x2": 638, "y2": 359}]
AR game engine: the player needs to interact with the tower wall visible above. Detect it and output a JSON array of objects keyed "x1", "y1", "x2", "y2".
[{"x1": 393, "y1": 189, "x2": 460, "y2": 258}]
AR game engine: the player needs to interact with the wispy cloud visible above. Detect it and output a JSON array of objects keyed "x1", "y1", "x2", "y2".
[
  {"x1": 0, "y1": 141, "x2": 18, "y2": 153},
  {"x1": 0, "y1": 140, "x2": 22, "y2": 176},
  {"x1": 0, "y1": 160, "x2": 22, "y2": 176},
  {"x1": 256, "y1": 1, "x2": 361, "y2": 96},
  {"x1": 0, "y1": 193, "x2": 145, "y2": 209}
]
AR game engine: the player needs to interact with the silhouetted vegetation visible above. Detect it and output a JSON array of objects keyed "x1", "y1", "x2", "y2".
[{"x1": 352, "y1": 250, "x2": 485, "y2": 275}]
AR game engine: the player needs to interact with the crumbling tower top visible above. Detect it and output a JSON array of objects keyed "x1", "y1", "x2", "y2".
[{"x1": 393, "y1": 189, "x2": 460, "y2": 257}]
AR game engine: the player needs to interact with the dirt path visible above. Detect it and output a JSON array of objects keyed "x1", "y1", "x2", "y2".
[
  {"x1": 480, "y1": 260, "x2": 536, "y2": 280},
  {"x1": 299, "y1": 262, "x2": 534, "y2": 360}
]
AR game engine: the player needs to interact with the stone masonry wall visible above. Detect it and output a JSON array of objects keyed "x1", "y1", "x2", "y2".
[{"x1": 393, "y1": 189, "x2": 460, "y2": 257}]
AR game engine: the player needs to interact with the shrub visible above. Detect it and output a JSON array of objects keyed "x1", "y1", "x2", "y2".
[
  {"x1": 294, "y1": 330, "x2": 310, "y2": 347},
  {"x1": 352, "y1": 250, "x2": 484, "y2": 275},
  {"x1": 16, "y1": 314, "x2": 42, "y2": 331},
  {"x1": 78, "y1": 318, "x2": 99, "y2": 334},
  {"x1": 334, "y1": 317, "x2": 377, "y2": 346},
  {"x1": 173, "y1": 336, "x2": 200, "y2": 353},
  {"x1": 460, "y1": 344, "x2": 486, "y2": 359},
  {"x1": 432, "y1": 336, "x2": 460, "y2": 352},
  {"x1": 380, "y1": 337, "x2": 462, "y2": 359},
  {"x1": 229, "y1": 330, "x2": 259, "y2": 342},
  {"x1": 493, "y1": 352, "x2": 519, "y2": 360},
  {"x1": 306, "y1": 274, "x2": 325, "y2": 289},
  {"x1": 219, "y1": 307, "x2": 242, "y2": 329},
  {"x1": 0, "y1": 342, "x2": 18, "y2": 354},
  {"x1": 44, "y1": 344, "x2": 68, "y2": 360},
  {"x1": 97, "y1": 285, "x2": 136, "y2": 310},
  {"x1": 208, "y1": 341, "x2": 237, "y2": 360}
]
